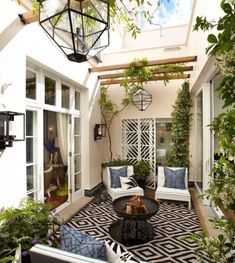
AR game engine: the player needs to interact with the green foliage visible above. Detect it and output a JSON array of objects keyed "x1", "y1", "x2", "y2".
[
  {"x1": 0, "y1": 198, "x2": 54, "y2": 262},
  {"x1": 189, "y1": 217, "x2": 235, "y2": 263},
  {"x1": 133, "y1": 160, "x2": 150, "y2": 182},
  {"x1": 15, "y1": 0, "x2": 169, "y2": 39},
  {"x1": 190, "y1": 1, "x2": 235, "y2": 262},
  {"x1": 193, "y1": 1, "x2": 235, "y2": 55},
  {"x1": 100, "y1": 57, "x2": 186, "y2": 162},
  {"x1": 167, "y1": 81, "x2": 192, "y2": 167},
  {"x1": 99, "y1": 86, "x2": 126, "y2": 161},
  {"x1": 102, "y1": 157, "x2": 130, "y2": 168}
]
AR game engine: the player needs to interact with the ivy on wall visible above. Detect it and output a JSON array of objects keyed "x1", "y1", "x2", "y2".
[{"x1": 167, "y1": 81, "x2": 192, "y2": 168}]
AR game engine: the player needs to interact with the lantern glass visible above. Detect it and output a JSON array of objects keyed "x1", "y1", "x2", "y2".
[
  {"x1": 132, "y1": 88, "x2": 152, "y2": 111},
  {"x1": 39, "y1": 0, "x2": 110, "y2": 62}
]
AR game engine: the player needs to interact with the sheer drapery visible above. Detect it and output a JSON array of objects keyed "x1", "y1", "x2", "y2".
[{"x1": 56, "y1": 113, "x2": 68, "y2": 165}]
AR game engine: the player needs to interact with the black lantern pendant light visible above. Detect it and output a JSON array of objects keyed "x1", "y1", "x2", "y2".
[
  {"x1": 38, "y1": 0, "x2": 110, "y2": 63},
  {"x1": 132, "y1": 87, "x2": 152, "y2": 111}
]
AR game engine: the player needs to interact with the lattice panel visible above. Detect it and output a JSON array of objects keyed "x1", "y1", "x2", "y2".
[{"x1": 122, "y1": 118, "x2": 156, "y2": 188}]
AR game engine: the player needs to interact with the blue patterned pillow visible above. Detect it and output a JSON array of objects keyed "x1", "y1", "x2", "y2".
[
  {"x1": 163, "y1": 167, "x2": 186, "y2": 189},
  {"x1": 60, "y1": 225, "x2": 107, "y2": 261},
  {"x1": 109, "y1": 166, "x2": 128, "y2": 188}
]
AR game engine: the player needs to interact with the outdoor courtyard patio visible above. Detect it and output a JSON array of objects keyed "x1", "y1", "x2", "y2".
[{"x1": 0, "y1": 0, "x2": 234, "y2": 263}]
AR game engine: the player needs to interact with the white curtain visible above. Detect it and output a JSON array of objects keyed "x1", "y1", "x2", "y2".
[{"x1": 56, "y1": 113, "x2": 68, "y2": 165}]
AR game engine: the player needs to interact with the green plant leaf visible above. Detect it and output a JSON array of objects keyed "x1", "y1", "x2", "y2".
[{"x1": 208, "y1": 34, "x2": 218, "y2": 43}]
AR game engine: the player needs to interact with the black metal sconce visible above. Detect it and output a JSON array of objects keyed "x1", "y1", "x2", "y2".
[
  {"x1": 0, "y1": 111, "x2": 25, "y2": 150},
  {"x1": 38, "y1": 0, "x2": 110, "y2": 63},
  {"x1": 132, "y1": 87, "x2": 152, "y2": 111},
  {"x1": 94, "y1": 123, "x2": 106, "y2": 140}
]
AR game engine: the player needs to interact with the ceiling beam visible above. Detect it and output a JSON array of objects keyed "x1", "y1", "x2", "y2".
[
  {"x1": 89, "y1": 56, "x2": 197, "y2": 73},
  {"x1": 98, "y1": 66, "x2": 193, "y2": 80},
  {"x1": 100, "y1": 74, "x2": 190, "y2": 86},
  {"x1": 18, "y1": 11, "x2": 38, "y2": 24}
]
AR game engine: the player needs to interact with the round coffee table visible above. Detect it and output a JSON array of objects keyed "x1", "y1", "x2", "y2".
[{"x1": 109, "y1": 196, "x2": 159, "y2": 246}]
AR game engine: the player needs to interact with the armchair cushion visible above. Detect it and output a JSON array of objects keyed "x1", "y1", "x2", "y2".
[
  {"x1": 120, "y1": 176, "x2": 138, "y2": 190},
  {"x1": 163, "y1": 167, "x2": 186, "y2": 189},
  {"x1": 109, "y1": 166, "x2": 127, "y2": 188},
  {"x1": 60, "y1": 225, "x2": 107, "y2": 261},
  {"x1": 105, "y1": 240, "x2": 140, "y2": 263}
]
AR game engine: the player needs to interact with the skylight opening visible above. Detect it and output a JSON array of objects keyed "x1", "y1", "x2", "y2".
[{"x1": 139, "y1": 0, "x2": 194, "y2": 30}]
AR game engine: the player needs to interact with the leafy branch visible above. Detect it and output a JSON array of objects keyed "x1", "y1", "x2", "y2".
[{"x1": 99, "y1": 57, "x2": 186, "y2": 161}]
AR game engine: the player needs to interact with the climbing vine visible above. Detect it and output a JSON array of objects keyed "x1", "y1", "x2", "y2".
[
  {"x1": 99, "y1": 57, "x2": 185, "y2": 161},
  {"x1": 189, "y1": 1, "x2": 235, "y2": 262},
  {"x1": 167, "y1": 81, "x2": 192, "y2": 168}
]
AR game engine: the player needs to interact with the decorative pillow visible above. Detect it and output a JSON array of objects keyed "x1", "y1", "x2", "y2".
[
  {"x1": 105, "y1": 240, "x2": 140, "y2": 263},
  {"x1": 60, "y1": 225, "x2": 107, "y2": 261},
  {"x1": 120, "y1": 176, "x2": 138, "y2": 189},
  {"x1": 163, "y1": 167, "x2": 186, "y2": 189},
  {"x1": 109, "y1": 166, "x2": 128, "y2": 188}
]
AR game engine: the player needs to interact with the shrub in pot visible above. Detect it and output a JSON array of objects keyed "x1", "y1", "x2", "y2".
[
  {"x1": 133, "y1": 160, "x2": 150, "y2": 188},
  {"x1": 0, "y1": 198, "x2": 54, "y2": 263}
]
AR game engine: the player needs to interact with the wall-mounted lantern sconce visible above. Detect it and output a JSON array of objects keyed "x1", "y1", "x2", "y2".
[
  {"x1": 0, "y1": 111, "x2": 25, "y2": 150},
  {"x1": 94, "y1": 124, "x2": 106, "y2": 141}
]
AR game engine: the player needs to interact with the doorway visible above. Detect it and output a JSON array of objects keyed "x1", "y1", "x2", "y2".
[{"x1": 43, "y1": 110, "x2": 69, "y2": 209}]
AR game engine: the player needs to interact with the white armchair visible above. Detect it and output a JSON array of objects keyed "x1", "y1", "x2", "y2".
[
  {"x1": 103, "y1": 166, "x2": 144, "y2": 200},
  {"x1": 155, "y1": 166, "x2": 191, "y2": 209}
]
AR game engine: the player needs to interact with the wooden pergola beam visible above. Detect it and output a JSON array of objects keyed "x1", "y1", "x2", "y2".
[
  {"x1": 18, "y1": 11, "x2": 38, "y2": 24},
  {"x1": 100, "y1": 74, "x2": 190, "y2": 86},
  {"x1": 89, "y1": 56, "x2": 197, "y2": 73},
  {"x1": 98, "y1": 66, "x2": 193, "y2": 80}
]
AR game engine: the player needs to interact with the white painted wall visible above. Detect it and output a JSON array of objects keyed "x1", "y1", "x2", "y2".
[
  {"x1": 0, "y1": 0, "x2": 226, "y2": 207},
  {"x1": 100, "y1": 80, "x2": 183, "y2": 163},
  {"x1": 0, "y1": 0, "x2": 101, "y2": 207}
]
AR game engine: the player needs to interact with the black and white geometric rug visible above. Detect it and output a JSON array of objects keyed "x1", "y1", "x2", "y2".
[{"x1": 51, "y1": 190, "x2": 210, "y2": 263}]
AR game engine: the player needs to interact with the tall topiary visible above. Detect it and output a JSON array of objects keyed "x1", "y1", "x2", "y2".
[{"x1": 167, "y1": 81, "x2": 192, "y2": 167}]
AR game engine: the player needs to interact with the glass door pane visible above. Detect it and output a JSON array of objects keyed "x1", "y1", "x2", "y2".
[
  {"x1": 156, "y1": 121, "x2": 172, "y2": 167},
  {"x1": 195, "y1": 91, "x2": 203, "y2": 191},
  {"x1": 74, "y1": 117, "x2": 81, "y2": 191},
  {"x1": 26, "y1": 70, "x2": 36, "y2": 100},
  {"x1": 26, "y1": 110, "x2": 38, "y2": 196},
  {"x1": 43, "y1": 110, "x2": 69, "y2": 209},
  {"x1": 45, "y1": 76, "x2": 56, "y2": 105}
]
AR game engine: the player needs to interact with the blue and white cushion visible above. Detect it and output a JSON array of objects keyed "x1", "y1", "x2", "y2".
[
  {"x1": 105, "y1": 239, "x2": 140, "y2": 263},
  {"x1": 60, "y1": 225, "x2": 107, "y2": 261},
  {"x1": 163, "y1": 167, "x2": 186, "y2": 189},
  {"x1": 109, "y1": 166, "x2": 128, "y2": 188},
  {"x1": 120, "y1": 176, "x2": 138, "y2": 189}
]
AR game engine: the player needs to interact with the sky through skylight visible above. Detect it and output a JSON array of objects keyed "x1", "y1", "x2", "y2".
[{"x1": 140, "y1": 0, "x2": 193, "y2": 30}]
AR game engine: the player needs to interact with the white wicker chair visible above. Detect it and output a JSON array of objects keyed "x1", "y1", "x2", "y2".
[
  {"x1": 155, "y1": 166, "x2": 191, "y2": 209},
  {"x1": 103, "y1": 166, "x2": 144, "y2": 200}
]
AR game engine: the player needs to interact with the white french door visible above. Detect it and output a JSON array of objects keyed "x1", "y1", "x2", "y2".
[{"x1": 70, "y1": 116, "x2": 83, "y2": 201}]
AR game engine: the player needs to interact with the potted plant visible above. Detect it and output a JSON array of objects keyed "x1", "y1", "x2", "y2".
[
  {"x1": 133, "y1": 160, "x2": 150, "y2": 188},
  {"x1": 102, "y1": 157, "x2": 131, "y2": 169},
  {"x1": 0, "y1": 198, "x2": 55, "y2": 263}
]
